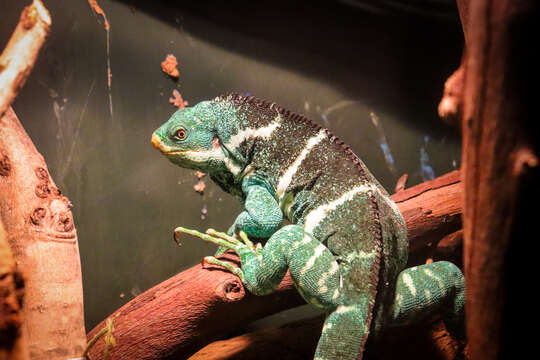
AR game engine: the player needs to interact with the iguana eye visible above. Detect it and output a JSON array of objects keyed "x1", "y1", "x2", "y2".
[{"x1": 175, "y1": 128, "x2": 187, "y2": 140}]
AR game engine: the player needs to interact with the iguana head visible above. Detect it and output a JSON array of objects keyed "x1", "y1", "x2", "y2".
[{"x1": 151, "y1": 101, "x2": 224, "y2": 172}]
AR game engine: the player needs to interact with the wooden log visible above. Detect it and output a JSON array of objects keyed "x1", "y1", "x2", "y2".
[
  {"x1": 0, "y1": 108, "x2": 87, "y2": 359},
  {"x1": 86, "y1": 171, "x2": 462, "y2": 360},
  {"x1": 460, "y1": 0, "x2": 539, "y2": 359}
]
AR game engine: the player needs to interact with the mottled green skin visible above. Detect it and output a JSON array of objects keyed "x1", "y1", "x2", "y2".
[{"x1": 152, "y1": 94, "x2": 465, "y2": 360}]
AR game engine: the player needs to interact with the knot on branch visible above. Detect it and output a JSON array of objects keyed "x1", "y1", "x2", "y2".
[
  {"x1": 34, "y1": 166, "x2": 61, "y2": 198},
  {"x1": 438, "y1": 67, "x2": 464, "y2": 126},
  {"x1": 29, "y1": 199, "x2": 74, "y2": 234},
  {"x1": 0, "y1": 153, "x2": 11, "y2": 176},
  {"x1": 218, "y1": 279, "x2": 245, "y2": 302},
  {"x1": 512, "y1": 147, "x2": 538, "y2": 176},
  {"x1": 21, "y1": 3, "x2": 39, "y2": 30}
]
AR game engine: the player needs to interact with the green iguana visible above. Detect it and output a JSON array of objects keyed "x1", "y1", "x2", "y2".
[{"x1": 151, "y1": 93, "x2": 465, "y2": 360}]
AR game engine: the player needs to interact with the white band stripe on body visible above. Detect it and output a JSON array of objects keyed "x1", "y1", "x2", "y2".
[
  {"x1": 276, "y1": 129, "x2": 327, "y2": 198},
  {"x1": 225, "y1": 120, "x2": 281, "y2": 150},
  {"x1": 304, "y1": 183, "x2": 379, "y2": 233}
]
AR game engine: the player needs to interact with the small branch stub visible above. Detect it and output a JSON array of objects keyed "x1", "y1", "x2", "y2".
[
  {"x1": 220, "y1": 279, "x2": 245, "y2": 302},
  {"x1": 0, "y1": 0, "x2": 51, "y2": 118},
  {"x1": 438, "y1": 66, "x2": 464, "y2": 126}
]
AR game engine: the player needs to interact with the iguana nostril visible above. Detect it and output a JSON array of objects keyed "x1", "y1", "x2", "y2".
[{"x1": 151, "y1": 132, "x2": 161, "y2": 150}]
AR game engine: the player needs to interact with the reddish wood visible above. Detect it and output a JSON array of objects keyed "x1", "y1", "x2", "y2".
[
  {"x1": 86, "y1": 253, "x2": 304, "y2": 360},
  {"x1": 394, "y1": 173, "x2": 408, "y2": 193},
  {"x1": 438, "y1": 67, "x2": 464, "y2": 126},
  {"x1": 87, "y1": 171, "x2": 463, "y2": 360},
  {"x1": 0, "y1": 108, "x2": 86, "y2": 359},
  {"x1": 460, "y1": 0, "x2": 539, "y2": 359},
  {"x1": 456, "y1": 0, "x2": 470, "y2": 42},
  {"x1": 191, "y1": 316, "x2": 465, "y2": 360},
  {"x1": 391, "y1": 170, "x2": 462, "y2": 258},
  {"x1": 190, "y1": 317, "x2": 322, "y2": 360}
]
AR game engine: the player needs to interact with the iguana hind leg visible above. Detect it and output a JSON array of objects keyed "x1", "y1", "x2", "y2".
[
  {"x1": 315, "y1": 303, "x2": 372, "y2": 360},
  {"x1": 239, "y1": 224, "x2": 342, "y2": 300},
  {"x1": 389, "y1": 261, "x2": 466, "y2": 338}
]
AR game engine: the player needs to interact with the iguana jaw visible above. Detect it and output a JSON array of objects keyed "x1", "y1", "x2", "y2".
[
  {"x1": 151, "y1": 132, "x2": 173, "y2": 152},
  {"x1": 151, "y1": 132, "x2": 187, "y2": 156}
]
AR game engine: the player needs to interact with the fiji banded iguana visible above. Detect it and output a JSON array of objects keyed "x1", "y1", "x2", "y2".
[{"x1": 151, "y1": 93, "x2": 465, "y2": 360}]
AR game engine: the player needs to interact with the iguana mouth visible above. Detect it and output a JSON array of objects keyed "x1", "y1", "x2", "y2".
[
  {"x1": 151, "y1": 132, "x2": 163, "y2": 150},
  {"x1": 151, "y1": 133, "x2": 185, "y2": 155}
]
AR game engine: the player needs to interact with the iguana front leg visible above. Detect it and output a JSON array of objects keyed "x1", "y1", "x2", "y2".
[
  {"x1": 233, "y1": 178, "x2": 283, "y2": 238},
  {"x1": 215, "y1": 177, "x2": 282, "y2": 256}
]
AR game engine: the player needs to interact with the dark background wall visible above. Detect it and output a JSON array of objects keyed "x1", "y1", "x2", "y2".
[{"x1": 1, "y1": 0, "x2": 463, "y2": 331}]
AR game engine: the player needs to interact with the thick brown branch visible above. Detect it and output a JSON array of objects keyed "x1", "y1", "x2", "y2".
[
  {"x1": 391, "y1": 169, "x2": 462, "y2": 264},
  {"x1": 0, "y1": 108, "x2": 86, "y2": 359},
  {"x1": 191, "y1": 317, "x2": 464, "y2": 360},
  {"x1": 0, "y1": 3, "x2": 86, "y2": 359},
  {"x1": 0, "y1": 0, "x2": 51, "y2": 119},
  {"x1": 86, "y1": 171, "x2": 462, "y2": 360},
  {"x1": 460, "y1": 0, "x2": 538, "y2": 358}
]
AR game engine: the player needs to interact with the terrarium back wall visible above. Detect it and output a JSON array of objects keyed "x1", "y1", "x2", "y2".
[{"x1": 0, "y1": 0, "x2": 463, "y2": 330}]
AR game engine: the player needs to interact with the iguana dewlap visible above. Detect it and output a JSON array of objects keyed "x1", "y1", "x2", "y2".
[{"x1": 152, "y1": 94, "x2": 465, "y2": 360}]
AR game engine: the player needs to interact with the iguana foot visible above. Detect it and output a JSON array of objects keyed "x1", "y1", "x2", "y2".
[
  {"x1": 201, "y1": 256, "x2": 246, "y2": 281},
  {"x1": 173, "y1": 226, "x2": 262, "y2": 278},
  {"x1": 206, "y1": 228, "x2": 258, "y2": 252}
]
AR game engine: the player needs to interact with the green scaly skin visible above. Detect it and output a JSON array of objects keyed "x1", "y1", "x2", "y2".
[{"x1": 152, "y1": 94, "x2": 465, "y2": 359}]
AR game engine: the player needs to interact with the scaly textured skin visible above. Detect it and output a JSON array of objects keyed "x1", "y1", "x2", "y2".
[{"x1": 152, "y1": 94, "x2": 465, "y2": 359}]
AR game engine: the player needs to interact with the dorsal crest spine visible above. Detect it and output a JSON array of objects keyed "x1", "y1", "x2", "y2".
[{"x1": 218, "y1": 93, "x2": 372, "y2": 181}]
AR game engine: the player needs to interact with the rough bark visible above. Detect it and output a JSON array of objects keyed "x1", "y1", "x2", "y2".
[
  {"x1": 87, "y1": 171, "x2": 462, "y2": 360},
  {"x1": 0, "y1": 108, "x2": 87, "y2": 359},
  {"x1": 391, "y1": 170, "x2": 462, "y2": 265},
  {"x1": 460, "y1": 0, "x2": 538, "y2": 359},
  {"x1": 0, "y1": 221, "x2": 27, "y2": 360}
]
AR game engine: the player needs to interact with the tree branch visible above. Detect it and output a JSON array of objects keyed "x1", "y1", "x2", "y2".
[
  {"x1": 0, "y1": 107, "x2": 87, "y2": 359},
  {"x1": 1, "y1": 2, "x2": 86, "y2": 359},
  {"x1": 86, "y1": 171, "x2": 463, "y2": 360},
  {"x1": 460, "y1": 0, "x2": 538, "y2": 358},
  {"x1": 0, "y1": 0, "x2": 51, "y2": 119},
  {"x1": 191, "y1": 316, "x2": 464, "y2": 360}
]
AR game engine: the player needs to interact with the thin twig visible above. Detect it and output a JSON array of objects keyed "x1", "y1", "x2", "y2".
[{"x1": 0, "y1": 0, "x2": 51, "y2": 117}]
